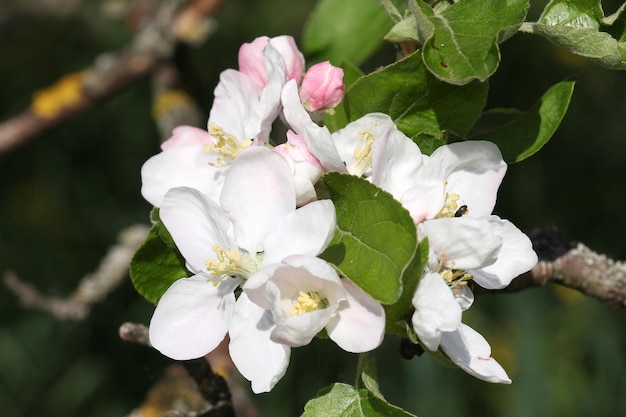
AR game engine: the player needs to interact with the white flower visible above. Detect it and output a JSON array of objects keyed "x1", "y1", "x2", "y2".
[
  {"x1": 148, "y1": 147, "x2": 336, "y2": 360},
  {"x1": 229, "y1": 255, "x2": 385, "y2": 393},
  {"x1": 140, "y1": 40, "x2": 288, "y2": 207}
]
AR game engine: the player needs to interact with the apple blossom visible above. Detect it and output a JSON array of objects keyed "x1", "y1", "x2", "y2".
[
  {"x1": 299, "y1": 61, "x2": 345, "y2": 112},
  {"x1": 148, "y1": 146, "x2": 336, "y2": 361},
  {"x1": 140, "y1": 39, "x2": 288, "y2": 207},
  {"x1": 230, "y1": 255, "x2": 385, "y2": 393}
]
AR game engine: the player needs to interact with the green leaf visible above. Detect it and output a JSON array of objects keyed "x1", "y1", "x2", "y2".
[
  {"x1": 301, "y1": 383, "x2": 417, "y2": 417},
  {"x1": 469, "y1": 79, "x2": 575, "y2": 163},
  {"x1": 302, "y1": 0, "x2": 394, "y2": 66},
  {"x1": 520, "y1": 0, "x2": 626, "y2": 69},
  {"x1": 384, "y1": 238, "x2": 429, "y2": 337},
  {"x1": 346, "y1": 51, "x2": 488, "y2": 142},
  {"x1": 320, "y1": 173, "x2": 417, "y2": 305},
  {"x1": 417, "y1": 0, "x2": 529, "y2": 84},
  {"x1": 130, "y1": 212, "x2": 190, "y2": 304}
]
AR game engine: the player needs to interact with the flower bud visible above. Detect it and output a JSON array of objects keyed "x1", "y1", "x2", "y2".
[
  {"x1": 238, "y1": 35, "x2": 305, "y2": 94},
  {"x1": 299, "y1": 61, "x2": 345, "y2": 112}
]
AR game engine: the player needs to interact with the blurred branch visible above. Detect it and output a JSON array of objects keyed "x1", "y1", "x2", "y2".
[
  {"x1": 3, "y1": 224, "x2": 149, "y2": 319},
  {"x1": 486, "y1": 228, "x2": 626, "y2": 308},
  {"x1": 0, "y1": 0, "x2": 221, "y2": 155}
]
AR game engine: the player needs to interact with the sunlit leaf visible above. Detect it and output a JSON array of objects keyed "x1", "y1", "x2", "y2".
[
  {"x1": 416, "y1": 0, "x2": 529, "y2": 84},
  {"x1": 470, "y1": 79, "x2": 575, "y2": 162},
  {"x1": 521, "y1": 0, "x2": 626, "y2": 69},
  {"x1": 301, "y1": 383, "x2": 417, "y2": 417},
  {"x1": 346, "y1": 51, "x2": 488, "y2": 141},
  {"x1": 320, "y1": 173, "x2": 417, "y2": 305}
]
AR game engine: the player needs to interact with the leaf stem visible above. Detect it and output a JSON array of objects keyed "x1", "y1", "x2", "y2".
[{"x1": 354, "y1": 352, "x2": 369, "y2": 388}]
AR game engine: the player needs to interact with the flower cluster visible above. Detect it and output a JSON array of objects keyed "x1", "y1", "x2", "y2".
[{"x1": 139, "y1": 35, "x2": 537, "y2": 392}]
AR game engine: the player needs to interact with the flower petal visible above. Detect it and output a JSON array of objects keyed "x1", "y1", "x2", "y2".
[
  {"x1": 141, "y1": 144, "x2": 226, "y2": 208},
  {"x1": 229, "y1": 293, "x2": 291, "y2": 393},
  {"x1": 440, "y1": 323, "x2": 511, "y2": 384},
  {"x1": 263, "y1": 200, "x2": 336, "y2": 264},
  {"x1": 160, "y1": 187, "x2": 234, "y2": 274},
  {"x1": 325, "y1": 278, "x2": 385, "y2": 353},
  {"x1": 421, "y1": 216, "x2": 502, "y2": 270},
  {"x1": 411, "y1": 272, "x2": 462, "y2": 351},
  {"x1": 149, "y1": 274, "x2": 236, "y2": 360},
  {"x1": 220, "y1": 147, "x2": 296, "y2": 254},
  {"x1": 471, "y1": 217, "x2": 538, "y2": 289},
  {"x1": 429, "y1": 141, "x2": 507, "y2": 217},
  {"x1": 281, "y1": 79, "x2": 314, "y2": 135}
]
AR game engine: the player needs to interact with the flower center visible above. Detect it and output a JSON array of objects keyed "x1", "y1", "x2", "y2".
[
  {"x1": 204, "y1": 244, "x2": 261, "y2": 281},
  {"x1": 206, "y1": 122, "x2": 252, "y2": 165},
  {"x1": 289, "y1": 291, "x2": 328, "y2": 315},
  {"x1": 348, "y1": 128, "x2": 375, "y2": 177},
  {"x1": 434, "y1": 192, "x2": 468, "y2": 218},
  {"x1": 438, "y1": 262, "x2": 473, "y2": 295}
]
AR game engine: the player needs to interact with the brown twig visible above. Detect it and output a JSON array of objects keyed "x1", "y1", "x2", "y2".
[
  {"x1": 481, "y1": 228, "x2": 626, "y2": 308},
  {"x1": 3, "y1": 224, "x2": 150, "y2": 319},
  {"x1": 0, "y1": 0, "x2": 223, "y2": 155}
]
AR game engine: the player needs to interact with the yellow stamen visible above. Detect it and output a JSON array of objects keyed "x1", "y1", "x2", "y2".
[
  {"x1": 435, "y1": 192, "x2": 461, "y2": 218},
  {"x1": 206, "y1": 123, "x2": 252, "y2": 165},
  {"x1": 348, "y1": 129, "x2": 375, "y2": 176},
  {"x1": 289, "y1": 291, "x2": 328, "y2": 315},
  {"x1": 204, "y1": 244, "x2": 259, "y2": 280}
]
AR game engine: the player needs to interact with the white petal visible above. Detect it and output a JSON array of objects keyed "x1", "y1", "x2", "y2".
[
  {"x1": 140, "y1": 144, "x2": 226, "y2": 207},
  {"x1": 263, "y1": 200, "x2": 336, "y2": 264},
  {"x1": 220, "y1": 147, "x2": 296, "y2": 254},
  {"x1": 412, "y1": 272, "x2": 462, "y2": 351},
  {"x1": 453, "y1": 284, "x2": 474, "y2": 311},
  {"x1": 429, "y1": 141, "x2": 507, "y2": 217},
  {"x1": 422, "y1": 217, "x2": 502, "y2": 270},
  {"x1": 210, "y1": 69, "x2": 260, "y2": 141},
  {"x1": 281, "y1": 79, "x2": 314, "y2": 135},
  {"x1": 370, "y1": 121, "x2": 424, "y2": 199},
  {"x1": 229, "y1": 294, "x2": 291, "y2": 393},
  {"x1": 160, "y1": 187, "x2": 235, "y2": 274},
  {"x1": 254, "y1": 43, "x2": 287, "y2": 143},
  {"x1": 440, "y1": 323, "x2": 511, "y2": 384},
  {"x1": 149, "y1": 275, "x2": 236, "y2": 360},
  {"x1": 304, "y1": 124, "x2": 347, "y2": 173},
  {"x1": 325, "y1": 278, "x2": 385, "y2": 353},
  {"x1": 471, "y1": 217, "x2": 538, "y2": 289}
]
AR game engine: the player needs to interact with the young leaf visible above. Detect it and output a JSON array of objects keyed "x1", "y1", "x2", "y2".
[
  {"x1": 302, "y1": 0, "x2": 394, "y2": 66},
  {"x1": 301, "y1": 383, "x2": 417, "y2": 417},
  {"x1": 417, "y1": 0, "x2": 529, "y2": 85},
  {"x1": 130, "y1": 225, "x2": 190, "y2": 304},
  {"x1": 469, "y1": 79, "x2": 575, "y2": 163},
  {"x1": 361, "y1": 359, "x2": 385, "y2": 401},
  {"x1": 520, "y1": 0, "x2": 626, "y2": 69},
  {"x1": 346, "y1": 51, "x2": 488, "y2": 141},
  {"x1": 320, "y1": 173, "x2": 417, "y2": 305}
]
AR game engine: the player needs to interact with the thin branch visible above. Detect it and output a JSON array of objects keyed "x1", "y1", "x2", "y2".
[
  {"x1": 0, "y1": 0, "x2": 222, "y2": 155},
  {"x1": 484, "y1": 228, "x2": 626, "y2": 308},
  {"x1": 3, "y1": 224, "x2": 149, "y2": 319}
]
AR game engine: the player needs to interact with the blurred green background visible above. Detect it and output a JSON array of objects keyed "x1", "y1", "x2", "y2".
[{"x1": 1, "y1": 0, "x2": 625, "y2": 416}]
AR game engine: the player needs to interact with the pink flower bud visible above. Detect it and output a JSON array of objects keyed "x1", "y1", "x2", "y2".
[
  {"x1": 238, "y1": 35, "x2": 305, "y2": 94},
  {"x1": 299, "y1": 61, "x2": 345, "y2": 112}
]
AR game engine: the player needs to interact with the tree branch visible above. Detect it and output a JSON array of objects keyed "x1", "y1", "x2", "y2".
[
  {"x1": 0, "y1": 0, "x2": 222, "y2": 155},
  {"x1": 484, "y1": 228, "x2": 626, "y2": 308},
  {"x1": 3, "y1": 224, "x2": 149, "y2": 319}
]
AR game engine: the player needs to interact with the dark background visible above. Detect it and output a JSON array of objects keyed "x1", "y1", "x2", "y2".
[{"x1": 1, "y1": 0, "x2": 625, "y2": 416}]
